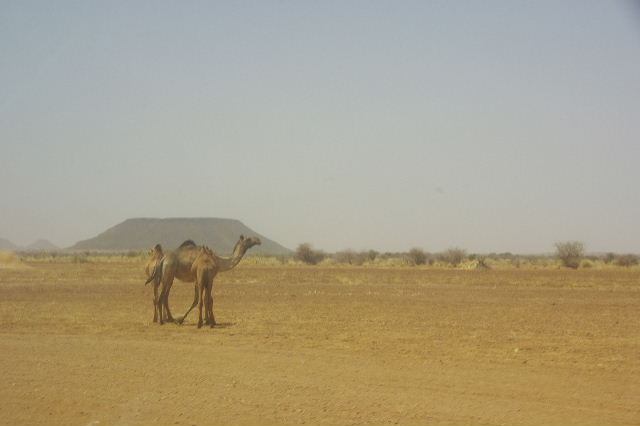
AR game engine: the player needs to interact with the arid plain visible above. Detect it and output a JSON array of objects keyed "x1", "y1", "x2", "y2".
[{"x1": 0, "y1": 260, "x2": 638, "y2": 425}]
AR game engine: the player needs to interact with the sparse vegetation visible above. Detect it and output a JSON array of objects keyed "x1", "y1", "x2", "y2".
[
  {"x1": 580, "y1": 259, "x2": 593, "y2": 269},
  {"x1": 11, "y1": 243, "x2": 638, "y2": 271},
  {"x1": 439, "y1": 247, "x2": 467, "y2": 267},
  {"x1": 0, "y1": 251, "x2": 20, "y2": 264},
  {"x1": 476, "y1": 256, "x2": 491, "y2": 269},
  {"x1": 295, "y1": 243, "x2": 326, "y2": 265},
  {"x1": 555, "y1": 241, "x2": 585, "y2": 269},
  {"x1": 407, "y1": 248, "x2": 428, "y2": 266},
  {"x1": 334, "y1": 250, "x2": 368, "y2": 266},
  {"x1": 615, "y1": 254, "x2": 639, "y2": 267}
]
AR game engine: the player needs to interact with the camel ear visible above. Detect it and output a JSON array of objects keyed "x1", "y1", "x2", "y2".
[{"x1": 240, "y1": 234, "x2": 245, "y2": 240}]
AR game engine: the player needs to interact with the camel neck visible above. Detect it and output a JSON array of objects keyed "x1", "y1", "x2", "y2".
[{"x1": 214, "y1": 246, "x2": 247, "y2": 272}]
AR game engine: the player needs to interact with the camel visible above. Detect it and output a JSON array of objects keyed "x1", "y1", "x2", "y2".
[
  {"x1": 190, "y1": 246, "x2": 217, "y2": 328},
  {"x1": 147, "y1": 235, "x2": 261, "y2": 325},
  {"x1": 143, "y1": 244, "x2": 174, "y2": 322}
]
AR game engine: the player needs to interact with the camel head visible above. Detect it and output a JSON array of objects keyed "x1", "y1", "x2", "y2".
[
  {"x1": 144, "y1": 244, "x2": 164, "y2": 285},
  {"x1": 235, "y1": 234, "x2": 261, "y2": 253},
  {"x1": 148, "y1": 244, "x2": 163, "y2": 258}
]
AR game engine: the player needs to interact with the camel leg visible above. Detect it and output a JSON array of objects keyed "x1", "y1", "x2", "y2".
[
  {"x1": 205, "y1": 274, "x2": 217, "y2": 325},
  {"x1": 179, "y1": 283, "x2": 199, "y2": 325},
  {"x1": 157, "y1": 287, "x2": 166, "y2": 326},
  {"x1": 163, "y1": 285, "x2": 175, "y2": 323},
  {"x1": 197, "y1": 284, "x2": 205, "y2": 329},
  {"x1": 206, "y1": 286, "x2": 216, "y2": 326},
  {"x1": 207, "y1": 285, "x2": 215, "y2": 328},
  {"x1": 160, "y1": 285, "x2": 176, "y2": 323},
  {"x1": 152, "y1": 281, "x2": 159, "y2": 323},
  {"x1": 157, "y1": 268, "x2": 174, "y2": 326},
  {"x1": 203, "y1": 288, "x2": 211, "y2": 325}
]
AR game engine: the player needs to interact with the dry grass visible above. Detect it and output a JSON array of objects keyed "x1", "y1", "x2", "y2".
[
  {"x1": 0, "y1": 261, "x2": 639, "y2": 425},
  {"x1": 0, "y1": 251, "x2": 30, "y2": 270},
  {"x1": 0, "y1": 251, "x2": 19, "y2": 264}
]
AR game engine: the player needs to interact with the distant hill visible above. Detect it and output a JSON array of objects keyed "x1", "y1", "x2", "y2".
[
  {"x1": 24, "y1": 239, "x2": 59, "y2": 251},
  {"x1": 0, "y1": 238, "x2": 60, "y2": 252},
  {"x1": 0, "y1": 238, "x2": 19, "y2": 251},
  {"x1": 69, "y1": 218, "x2": 291, "y2": 254}
]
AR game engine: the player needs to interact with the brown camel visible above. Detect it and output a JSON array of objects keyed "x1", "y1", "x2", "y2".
[
  {"x1": 148, "y1": 235, "x2": 261, "y2": 325},
  {"x1": 144, "y1": 240, "x2": 195, "y2": 323},
  {"x1": 143, "y1": 243, "x2": 174, "y2": 322},
  {"x1": 190, "y1": 246, "x2": 217, "y2": 328}
]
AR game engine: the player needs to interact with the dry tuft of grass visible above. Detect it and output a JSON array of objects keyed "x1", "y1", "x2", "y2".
[
  {"x1": 0, "y1": 251, "x2": 29, "y2": 269},
  {"x1": 0, "y1": 251, "x2": 19, "y2": 264}
]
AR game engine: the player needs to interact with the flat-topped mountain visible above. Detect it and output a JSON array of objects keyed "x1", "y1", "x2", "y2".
[{"x1": 69, "y1": 218, "x2": 291, "y2": 254}]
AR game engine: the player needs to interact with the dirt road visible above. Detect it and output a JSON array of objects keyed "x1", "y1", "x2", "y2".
[{"x1": 1, "y1": 263, "x2": 638, "y2": 425}]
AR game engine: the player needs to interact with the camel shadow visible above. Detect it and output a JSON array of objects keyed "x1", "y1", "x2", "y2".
[
  {"x1": 212, "y1": 322, "x2": 234, "y2": 329},
  {"x1": 173, "y1": 317, "x2": 235, "y2": 329}
]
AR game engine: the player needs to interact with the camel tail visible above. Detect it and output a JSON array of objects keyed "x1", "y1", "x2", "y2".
[{"x1": 145, "y1": 258, "x2": 164, "y2": 286}]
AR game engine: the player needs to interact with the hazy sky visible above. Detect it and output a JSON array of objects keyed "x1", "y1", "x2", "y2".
[{"x1": 1, "y1": 1, "x2": 639, "y2": 253}]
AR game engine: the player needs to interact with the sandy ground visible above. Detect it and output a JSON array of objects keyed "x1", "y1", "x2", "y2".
[{"x1": 0, "y1": 262, "x2": 639, "y2": 425}]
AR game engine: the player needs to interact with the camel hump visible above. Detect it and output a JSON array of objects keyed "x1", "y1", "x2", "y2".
[{"x1": 179, "y1": 240, "x2": 196, "y2": 248}]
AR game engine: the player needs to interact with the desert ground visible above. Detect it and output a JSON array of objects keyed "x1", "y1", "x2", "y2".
[{"x1": 0, "y1": 260, "x2": 639, "y2": 425}]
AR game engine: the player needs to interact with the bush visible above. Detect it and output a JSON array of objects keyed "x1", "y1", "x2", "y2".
[
  {"x1": 439, "y1": 247, "x2": 467, "y2": 267},
  {"x1": 555, "y1": 241, "x2": 584, "y2": 269},
  {"x1": 0, "y1": 251, "x2": 20, "y2": 264},
  {"x1": 334, "y1": 250, "x2": 367, "y2": 265},
  {"x1": 72, "y1": 255, "x2": 89, "y2": 264},
  {"x1": 476, "y1": 256, "x2": 491, "y2": 269},
  {"x1": 616, "y1": 254, "x2": 638, "y2": 267},
  {"x1": 294, "y1": 243, "x2": 326, "y2": 265},
  {"x1": 603, "y1": 252, "x2": 616, "y2": 264},
  {"x1": 580, "y1": 259, "x2": 593, "y2": 269},
  {"x1": 407, "y1": 248, "x2": 428, "y2": 266}
]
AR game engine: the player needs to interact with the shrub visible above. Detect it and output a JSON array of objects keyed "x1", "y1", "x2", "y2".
[
  {"x1": 616, "y1": 254, "x2": 639, "y2": 267},
  {"x1": 439, "y1": 247, "x2": 467, "y2": 267},
  {"x1": 0, "y1": 251, "x2": 19, "y2": 264},
  {"x1": 555, "y1": 241, "x2": 584, "y2": 269},
  {"x1": 580, "y1": 259, "x2": 593, "y2": 269},
  {"x1": 366, "y1": 250, "x2": 379, "y2": 262},
  {"x1": 407, "y1": 248, "x2": 427, "y2": 266},
  {"x1": 476, "y1": 256, "x2": 491, "y2": 269},
  {"x1": 294, "y1": 243, "x2": 326, "y2": 265},
  {"x1": 72, "y1": 255, "x2": 89, "y2": 264},
  {"x1": 603, "y1": 252, "x2": 616, "y2": 264},
  {"x1": 334, "y1": 250, "x2": 366, "y2": 265}
]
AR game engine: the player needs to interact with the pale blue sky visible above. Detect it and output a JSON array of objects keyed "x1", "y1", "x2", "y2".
[{"x1": 1, "y1": 1, "x2": 639, "y2": 253}]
